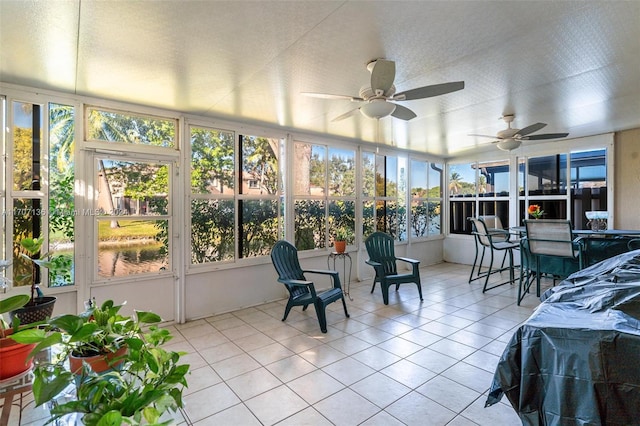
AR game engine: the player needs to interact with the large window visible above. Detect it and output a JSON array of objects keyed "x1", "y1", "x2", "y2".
[
  {"x1": 189, "y1": 129, "x2": 283, "y2": 264},
  {"x1": 86, "y1": 107, "x2": 177, "y2": 149},
  {"x1": 449, "y1": 160, "x2": 510, "y2": 234},
  {"x1": 95, "y1": 158, "x2": 170, "y2": 278},
  {"x1": 190, "y1": 126, "x2": 235, "y2": 263},
  {"x1": 519, "y1": 149, "x2": 607, "y2": 228},
  {"x1": 293, "y1": 142, "x2": 355, "y2": 251},
  {"x1": 8, "y1": 101, "x2": 75, "y2": 288},
  {"x1": 409, "y1": 159, "x2": 443, "y2": 238},
  {"x1": 363, "y1": 151, "x2": 407, "y2": 241}
]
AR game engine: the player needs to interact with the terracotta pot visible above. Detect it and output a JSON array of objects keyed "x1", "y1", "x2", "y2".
[
  {"x1": 69, "y1": 346, "x2": 127, "y2": 375},
  {"x1": 334, "y1": 241, "x2": 346, "y2": 254},
  {"x1": 0, "y1": 330, "x2": 37, "y2": 380}
]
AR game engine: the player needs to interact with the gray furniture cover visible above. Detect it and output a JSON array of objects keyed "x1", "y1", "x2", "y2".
[{"x1": 486, "y1": 249, "x2": 640, "y2": 425}]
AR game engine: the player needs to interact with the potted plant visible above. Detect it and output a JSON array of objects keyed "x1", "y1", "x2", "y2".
[
  {"x1": 12, "y1": 299, "x2": 189, "y2": 426},
  {"x1": 333, "y1": 228, "x2": 353, "y2": 254},
  {"x1": 9, "y1": 237, "x2": 71, "y2": 325},
  {"x1": 0, "y1": 293, "x2": 37, "y2": 380}
]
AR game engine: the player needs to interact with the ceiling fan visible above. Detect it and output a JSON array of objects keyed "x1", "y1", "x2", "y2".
[
  {"x1": 469, "y1": 114, "x2": 569, "y2": 151},
  {"x1": 302, "y1": 59, "x2": 464, "y2": 122}
]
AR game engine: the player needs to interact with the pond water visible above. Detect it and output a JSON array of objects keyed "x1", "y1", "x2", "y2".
[{"x1": 98, "y1": 244, "x2": 168, "y2": 278}]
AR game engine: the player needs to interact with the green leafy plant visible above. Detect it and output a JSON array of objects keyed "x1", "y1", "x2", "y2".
[
  {"x1": 334, "y1": 228, "x2": 353, "y2": 243},
  {"x1": 0, "y1": 293, "x2": 30, "y2": 338},
  {"x1": 17, "y1": 237, "x2": 73, "y2": 305},
  {"x1": 12, "y1": 300, "x2": 190, "y2": 425}
]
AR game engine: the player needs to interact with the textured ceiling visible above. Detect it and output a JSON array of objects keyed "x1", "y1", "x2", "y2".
[{"x1": 1, "y1": 1, "x2": 639, "y2": 157}]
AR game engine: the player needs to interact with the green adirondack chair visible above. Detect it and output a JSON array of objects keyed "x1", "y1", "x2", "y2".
[
  {"x1": 364, "y1": 232, "x2": 423, "y2": 305},
  {"x1": 270, "y1": 240, "x2": 349, "y2": 333}
]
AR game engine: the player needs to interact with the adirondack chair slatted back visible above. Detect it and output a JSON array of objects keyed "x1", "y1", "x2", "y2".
[
  {"x1": 271, "y1": 241, "x2": 308, "y2": 298},
  {"x1": 365, "y1": 232, "x2": 398, "y2": 276}
]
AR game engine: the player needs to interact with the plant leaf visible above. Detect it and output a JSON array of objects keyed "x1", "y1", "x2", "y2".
[
  {"x1": 33, "y1": 370, "x2": 74, "y2": 406},
  {"x1": 135, "y1": 310, "x2": 162, "y2": 324},
  {"x1": 0, "y1": 294, "x2": 30, "y2": 314},
  {"x1": 96, "y1": 410, "x2": 123, "y2": 426}
]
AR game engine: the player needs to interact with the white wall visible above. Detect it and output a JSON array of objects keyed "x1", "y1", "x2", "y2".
[{"x1": 184, "y1": 238, "x2": 444, "y2": 320}]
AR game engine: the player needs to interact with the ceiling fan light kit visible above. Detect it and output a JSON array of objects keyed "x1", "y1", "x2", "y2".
[
  {"x1": 361, "y1": 100, "x2": 396, "y2": 119},
  {"x1": 469, "y1": 114, "x2": 569, "y2": 151},
  {"x1": 303, "y1": 59, "x2": 464, "y2": 122},
  {"x1": 497, "y1": 138, "x2": 521, "y2": 151}
]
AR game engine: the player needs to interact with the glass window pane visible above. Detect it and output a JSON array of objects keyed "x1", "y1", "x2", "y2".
[
  {"x1": 328, "y1": 147, "x2": 355, "y2": 197},
  {"x1": 449, "y1": 163, "x2": 476, "y2": 197},
  {"x1": 294, "y1": 200, "x2": 326, "y2": 250},
  {"x1": 429, "y1": 163, "x2": 443, "y2": 197},
  {"x1": 519, "y1": 199, "x2": 567, "y2": 223},
  {"x1": 98, "y1": 160, "x2": 169, "y2": 215},
  {"x1": 385, "y1": 155, "x2": 398, "y2": 197},
  {"x1": 191, "y1": 199, "x2": 235, "y2": 263},
  {"x1": 478, "y1": 159, "x2": 509, "y2": 196},
  {"x1": 48, "y1": 103, "x2": 75, "y2": 287},
  {"x1": 362, "y1": 152, "x2": 375, "y2": 197},
  {"x1": 240, "y1": 199, "x2": 278, "y2": 258},
  {"x1": 410, "y1": 201, "x2": 429, "y2": 238},
  {"x1": 191, "y1": 127, "x2": 235, "y2": 194},
  {"x1": 450, "y1": 200, "x2": 475, "y2": 234},
  {"x1": 87, "y1": 107, "x2": 176, "y2": 148},
  {"x1": 97, "y1": 219, "x2": 168, "y2": 278},
  {"x1": 329, "y1": 200, "x2": 355, "y2": 244},
  {"x1": 12, "y1": 199, "x2": 43, "y2": 287},
  {"x1": 527, "y1": 154, "x2": 567, "y2": 196},
  {"x1": 571, "y1": 149, "x2": 606, "y2": 188},
  {"x1": 12, "y1": 101, "x2": 43, "y2": 191},
  {"x1": 518, "y1": 159, "x2": 526, "y2": 196},
  {"x1": 410, "y1": 200, "x2": 441, "y2": 237},
  {"x1": 293, "y1": 143, "x2": 325, "y2": 196},
  {"x1": 362, "y1": 201, "x2": 375, "y2": 238},
  {"x1": 241, "y1": 136, "x2": 279, "y2": 194},
  {"x1": 428, "y1": 201, "x2": 442, "y2": 235},
  {"x1": 410, "y1": 160, "x2": 428, "y2": 199}
]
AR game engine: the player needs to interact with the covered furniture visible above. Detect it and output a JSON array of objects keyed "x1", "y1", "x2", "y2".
[
  {"x1": 468, "y1": 217, "x2": 519, "y2": 292},
  {"x1": 270, "y1": 240, "x2": 349, "y2": 333},
  {"x1": 519, "y1": 219, "x2": 584, "y2": 303},
  {"x1": 487, "y1": 250, "x2": 640, "y2": 425},
  {"x1": 364, "y1": 232, "x2": 423, "y2": 305},
  {"x1": 580, "y1": 236, "x2": 637, "y2": 266}
]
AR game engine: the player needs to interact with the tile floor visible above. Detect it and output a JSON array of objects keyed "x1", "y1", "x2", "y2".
[{"x1": 16, "y1": 261, "x2": 550, "y2": 425}]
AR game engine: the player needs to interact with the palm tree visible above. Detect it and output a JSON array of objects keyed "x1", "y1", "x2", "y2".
[{"x1": 449, "y1": 172, "x2": 462, "y2": 195}]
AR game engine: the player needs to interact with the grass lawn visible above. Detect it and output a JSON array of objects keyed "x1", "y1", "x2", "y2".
[{"x1": 98, "y1": 219, "x2": 162, "y2": 241}]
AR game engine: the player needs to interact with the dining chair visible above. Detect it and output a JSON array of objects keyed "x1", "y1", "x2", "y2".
[
  {"x1": 521, "y1": 219, "x2": 584, "y2": 303},
  {"x1": 364, "y1": 232, "x2": 423, "y2": 305},
  {"x1": 270, "y1": 240, "x2": 349, "y2": 333},
  {"x1": 468, "y1": 217, "x2": 519, "y2": 293}
]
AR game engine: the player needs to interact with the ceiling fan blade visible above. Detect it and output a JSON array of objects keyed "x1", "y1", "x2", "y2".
[
  {"x1": 370, "y1": 59, "x2": 395, "y2": 94},
  {"x1": 468, "y1": 133, "x2": 502, "y2": 139},
  {"x1": 516, "y1": 122, "x2": 546, "y2": 137},
  {"x1": 391, "y1": 104, "x2": 417, "y2": 121},
  {"x1": 393, "y1": 81, "x2": 464, "y2": 101},
  {"x1": 302, "y1": 92, "x2": 363, "y2": 102},
  {"x1": 523, "y1": 132, "x2": 570, "y2": 140},
  {"x1": 331, "y1": 107, "x2": 360, "y2": 122}
]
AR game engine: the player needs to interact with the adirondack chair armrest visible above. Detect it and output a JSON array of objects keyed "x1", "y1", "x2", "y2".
[
  {"x1": 365, "y1": 259, "x2": 382, "y2": 267},
  {"x1": 303, "y1": 268, "x2": 339, "y2": 277},
  {"x1": 278, "y1": 278, "x2": 313, "y2": 288},
  {"x1": 303, "y1": 269, "x2": 342, "y2": 289},
  {"x1": 279, "y1": 278, "x2": 317, "y2": 297},
  {"x1": 396, "y1": 257, "x2": 419, "y2": 265}
]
